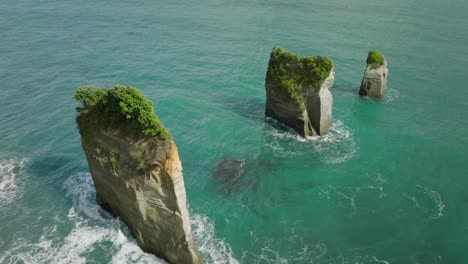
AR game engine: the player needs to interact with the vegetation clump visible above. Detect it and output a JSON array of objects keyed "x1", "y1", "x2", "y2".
[
  {"x1": 366, "y1": 50, "x2": 385, "y2": 69},
  {"x1": 265, "y1": 47, "x2": 333, "y2": 103},
  {"x1": 74, "y1": 85, "x2": 169, "y2": 139}
]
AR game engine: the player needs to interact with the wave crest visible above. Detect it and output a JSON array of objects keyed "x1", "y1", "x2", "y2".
[{"x1": 0, "y1": 158, "x2": 27, "y2": 206}]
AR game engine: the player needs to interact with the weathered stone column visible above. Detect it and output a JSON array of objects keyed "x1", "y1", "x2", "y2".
[
  {"x1": 305, "y1": 70, "x2": 334, "y2": 135},
  {"x1": 74, "y1": 85, "x2": 202, "y2": 264},
  {"x1": 265, "y1": 47, "x2": 335, "y2": 136},
  {"x1": 359, "y1": 50, "x2": 388, "y2": 98}
]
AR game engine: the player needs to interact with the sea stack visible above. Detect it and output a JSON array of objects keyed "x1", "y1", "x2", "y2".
[
  {"x1": 265, "y1": 47, "x2": 335, "y2": 136},
  {"x1": 359, "y1": 50, "x2": 388, "y2": 98},
  {"x1": 74, "y1": 85, "x2": 202, "y2": 264}
]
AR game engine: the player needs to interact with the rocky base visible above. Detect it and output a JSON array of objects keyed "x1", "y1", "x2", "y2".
[
  {"x1": 265, "y1": 70, "x2": 335, "y2": 136},
  {"x1": 264, "y1": 48, "x2": 335, "y2": 137},
  {"x1": 78, "y1": 121, "x2": 202, "y2": 264},
  {"x1": 360, "y1": 57, "x2": 388, "y2": 98}
]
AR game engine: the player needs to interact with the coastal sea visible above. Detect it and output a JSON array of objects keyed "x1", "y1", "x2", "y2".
[{"x1": 1, "y1": 0, "x2": 468, "y2": 263}]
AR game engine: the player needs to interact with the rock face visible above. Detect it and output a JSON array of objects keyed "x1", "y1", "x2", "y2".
[
  {"x1": 265, "y1": 47, "x2": 335, "y2": 136},
  {"x1": 359, "y1": 50, "x2": 388, "y2": 98},
  {"x1": 74, "y1": 85, "x2": 202, "y2": 264}
]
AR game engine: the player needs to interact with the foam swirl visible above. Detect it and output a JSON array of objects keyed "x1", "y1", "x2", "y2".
[{"x1": 0, "y1": 158, "x2": 27, "y2": 206}]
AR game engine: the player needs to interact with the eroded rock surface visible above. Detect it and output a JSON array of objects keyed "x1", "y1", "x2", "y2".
[
  {"x1": 265, "y1": 47, "x2": 335, "y2": 136},
  {"x1": 75, "y1": 85, "x2": 202, "y2": 264},
  {"x1": 359, "y1": 50, "x2": 388, "y2": 98}
]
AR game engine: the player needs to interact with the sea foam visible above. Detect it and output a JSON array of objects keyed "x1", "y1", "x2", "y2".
[
  {"x1": 1, "y1": 171, "x2": 238, "y2": 263},
  {"x1": 0, "y1": 158, "x2": 27, "y2": 206},
  {"x1": 267, "y1": 119, "x2": 356, "y2": 164},
  {"x1": 417, "y1": 185, "x2": 445, "y2": 219},
  {"x1": 191, "y1": 213, "x2": 240, "y2": 264}
]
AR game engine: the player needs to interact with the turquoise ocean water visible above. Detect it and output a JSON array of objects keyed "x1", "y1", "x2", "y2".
[{"x1": 1, "y1": 0, "x2": 468, "y2": 263}]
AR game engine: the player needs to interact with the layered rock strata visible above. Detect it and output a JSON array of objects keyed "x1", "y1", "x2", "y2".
[
  {"x1": 359, "y1": 50, "x2": 388, "y2": 98},
  {"x1": 265, "y1": 47, "x2": 335, "y2": 136},
  {"x1": 74, "y1": 85, "x2": 202, "y2": 264}
]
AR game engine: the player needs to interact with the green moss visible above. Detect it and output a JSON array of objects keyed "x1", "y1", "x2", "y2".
[
  {"x1": 97, "y1": 156, "x2": 108, "y2": 166},
  {"x1": 366, "y1": 50, "x2": 385, "y2": 69},
  {"x1": 265, "y1": 47, "x2": 333, "y2": 103},
  {"x1": 109, "y1": 152, "x2": 119, "y2": 168},
  {"x1": 74, "y1": 85, "x2": 169, "y2": 139}
]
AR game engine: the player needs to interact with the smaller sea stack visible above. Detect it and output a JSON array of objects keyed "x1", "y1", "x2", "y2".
[
  {"x1": 74, "y1": 85, "x2": 202, "y2": 264},
  {"x1": 359, "y1": 50, "x2": 388, "y2": 98},
  {"x1": 265, "y1": 47, "x2": 335, "y2": 136}
]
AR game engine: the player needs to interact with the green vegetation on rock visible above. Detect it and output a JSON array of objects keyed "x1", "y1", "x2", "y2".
[
  {"x1": 265, "y1": 47, "x2": 333, "y2": 103},
  {"x1": 74, "y1": 85, "x2": 169, "y2": 139},
  {"x1": 366, "y1": 50, "x2": 385, "y2": 69}
]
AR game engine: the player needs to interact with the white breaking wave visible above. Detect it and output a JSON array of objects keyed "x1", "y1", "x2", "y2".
[
  {"x1": 1, "y1": 172, "x2": 165, "y2": 264},
  {"x1": 267, "y1": 119, "x2": 356, "y2": 164},
  {"x1": 0, "y1": 158, "x2": 27, "y2": 206},
  {"x1": 0, "y1": 171, "x2": 238, "y2": 264},
  {"x1": 191, "y1": 213, "x2": 240, "y2": 264},
  {"x1": 307, "y1": 120, "x2": 356, "y2": 164}
]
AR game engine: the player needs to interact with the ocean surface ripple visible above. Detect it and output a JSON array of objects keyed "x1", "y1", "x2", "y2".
[{"x1": 1, "y1": 0, "x2": 468, "y2": 262}]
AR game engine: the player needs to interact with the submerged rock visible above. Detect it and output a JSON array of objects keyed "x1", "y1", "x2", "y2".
[
  {"x1": 74, "y1": 85, "x2": 202, "y2": 264},
  {"x1": 213, "y1": 158, "x2": 245, "y2": 184},
  {"x1": 265, "y1": 47, "x2": 335, "y2": 136},
  {"x1": 359, "y1": 50, "x2": 388, "y2": 98},
  {"x1": 212, "y1": 157, "x2": 277, "y2": 194}
]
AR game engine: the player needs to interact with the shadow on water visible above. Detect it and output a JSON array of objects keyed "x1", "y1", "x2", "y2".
[
  {"x1": 214, "y1": 94, "x2": 265, "y2": 123},
  {"x1": 334, "y1": 83, "x2": 361, "y2": 98},
  {"x1": 264, "y1": 116, "x2": 297, "y2": 133}
]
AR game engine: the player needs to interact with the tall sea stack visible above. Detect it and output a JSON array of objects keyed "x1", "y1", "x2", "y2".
[
  {"x1": 359, "y1": 50, "x2": 388, "y2": 98},
  {"x1": 265, "y1": 47, "x2": 335, "y2": 136},
  {"x1": 74, "y1": 85, "x2": 202, "y2": 264}
]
